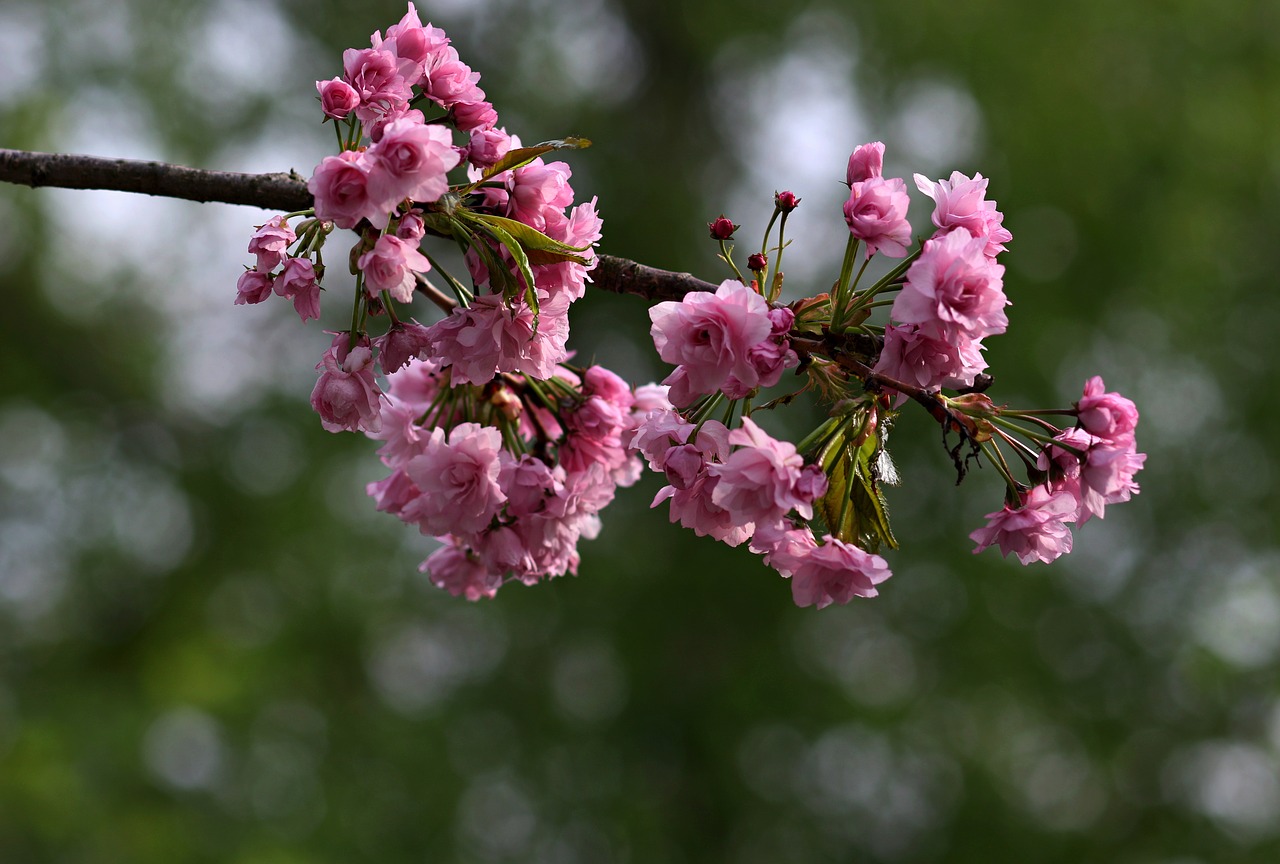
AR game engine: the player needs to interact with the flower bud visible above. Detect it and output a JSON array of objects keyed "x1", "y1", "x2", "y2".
[
  {"x1": 708, "y1": 215, "x2": 738, "y2": 240},
  {"x1": 747, "y1": 252, "x2": 768, "y2": 272},
  {"x1": 775, "y1": 190, "x2": 801, "y2": 212}
]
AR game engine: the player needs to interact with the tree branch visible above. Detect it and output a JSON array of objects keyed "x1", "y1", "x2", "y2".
[{"x1": 0, "y1": 148, "x2": 718, "y2": 301}]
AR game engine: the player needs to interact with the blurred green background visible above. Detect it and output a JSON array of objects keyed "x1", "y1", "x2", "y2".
[{"x1": 2, "y1": 0, "x2": 1278, "y2": 861}]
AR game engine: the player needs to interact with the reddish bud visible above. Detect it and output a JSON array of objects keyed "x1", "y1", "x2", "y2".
[
  {"x1": 747, "y1": 252, "x2": 768, "y2": 272},
  {"x1": 708, "y1": 215, "x2": 738, "y2": 240},
  {"x1": 775, "y1": 190, "x2": 801, "y2": 212}
]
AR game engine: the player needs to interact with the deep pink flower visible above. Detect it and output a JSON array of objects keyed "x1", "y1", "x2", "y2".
[
  {"x1": 311, "y1": 339, "x2": 382, "y2": 433},
  {"x1": 505, "y1": 160, "x2": 574, "y2": 232},
  {"x1": 892, "y1": 229, "x2": 1008, "y2": 340},
  {"x1": 358, "y1": 234, "x2": 431, "y2": 304},
  {"x1": 234, "y1": 269, "x2": 274, "y2": 305},
  {"x1": 843, "y1": 176, "x2": 912, "y2": 258},
  {"x1": 316, "y1": 77, "x2": 360, "y2": 120},
  {"x1": 584, "y1": 366, "x2": 635, "y2": 411},
  {"x1": 366, "y1": 118, "x2": 461, "y2": 211},
  {"x1": 845, "y1": 141, "x2": 885, "y2": 186},
  {"x1": 1076, "y1": 376, "x2": 1139, "y2": 444},
  {"x1": 970, "y1": 484, "x2": 1076, "y2": 564},
  {"x1": 246, "y1": 215, "x2": 295, "y2": 272},
  {"x1": 914, "y1": 171, "x2": 1012, "y2": 257},
  {"x1": 403, "y1": 422, "x2": 507, "y2": 536},
  {"x1": 274, "y1": 257, "x2": 321, "y2": 322},
  {"x1": 423, "y1": 46, "x2": 481, "y2": 107},
  {"x1": 309, "y1": 150, "x2": 376, "y2": 230},
  {"x1": 649, "y1": 279, "x2": 774, "y2": 398},
  {"x1": 708, "y1": 215, "x2": 738, "y2": 240}
]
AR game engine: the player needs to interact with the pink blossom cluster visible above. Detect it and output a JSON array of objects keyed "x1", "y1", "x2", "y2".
[
  {"x1": 870, "y1": 145, "x2": 1013, "y2": 396},
  {"x1": 631, "y1": 409, "x2": 888, "y2": 607},
  {"x1": 649, "y1": 280, "x2": 797, "y2": 407},
  {"x1": 365, "y1": 361, "x2": 649, "y2": 599},
  {"x1": 234, "y1": 216, "x2": 322, "y2": 321},
  {"x1": 971, "y1": 377, "x2": 1145, "y2": 563}
]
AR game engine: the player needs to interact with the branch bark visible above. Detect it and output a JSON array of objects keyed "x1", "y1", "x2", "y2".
[{"x1": 0, "y1": 148, "x2": 717, "y2": 301}]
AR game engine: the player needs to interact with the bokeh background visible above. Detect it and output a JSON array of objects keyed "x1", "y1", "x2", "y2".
[{"x1": 2, "y1": 0, "x2": 1279, "y2": 861}]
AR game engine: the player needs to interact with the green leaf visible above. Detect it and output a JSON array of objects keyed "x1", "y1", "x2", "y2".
[
  {"x1": 470, "y1": 213, "x2": 592, "y2": 265},
  {"x1": 468, "y1": 216, "x2": 540, "y2": 322},
  {"x1": 481, "y1": 137, "x2": 593, "y2": 180},
  {"x1": 813, "y1": 410, "x2": 898, "y2": 552}
]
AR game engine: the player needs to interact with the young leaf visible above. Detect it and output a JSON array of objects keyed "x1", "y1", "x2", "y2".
[{"x1": 480, "y1": 137, "x2": 593, "y2": 180}]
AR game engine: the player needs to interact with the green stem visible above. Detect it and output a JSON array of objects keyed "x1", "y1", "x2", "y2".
[{"x1": 719, "y1": 239, "x2": 746, "y2": 284}]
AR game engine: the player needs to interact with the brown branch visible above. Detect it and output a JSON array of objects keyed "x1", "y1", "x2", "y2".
[{"x1": 0, "y1": 148, "x2": 717, "y2": 301}]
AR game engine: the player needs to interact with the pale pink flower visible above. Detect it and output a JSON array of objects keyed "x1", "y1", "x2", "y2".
[
  {"x1": 309, "y1": 150, "x2": 376, "y2": 230},
  {"x1": 632, "y1": 384, "x2": 673, "y2": 414},
  {"x1": 403, "y1": 422, "x2": 507, "y2": 536},
  {"x1": 358, "y1": 234, "x2": 431, "y2": 304},
  {"x1": 311, "y1": 339, "x2": 382, "y2": 433},
  {"x1": 366, "y1": 118, "x2": 461, "y2": 211},
  {"x1": 845, "y1": 141, "x2": 885, "y2": 186},
  {"x1": 246, "y1": 215, "x2": 295, "y2": 272},
  {"x1": 316, "y1": 77, "x2": 360, "y2": 120},
  {"x1": 843, "y1": 177, "x2": 912, "y2": 258},
  {"x1": 500, "y1": 455, "x2": 561, "y2": 519},
  {"x1": 234, "y1": 270, "x2": 274, "y2": 305},
  {"x1": 785, "y1": 535, "x2": 893, "y2": 608},
  {"x1": 708, "y1": 417, "x2": 810, "y2": 525},
  {"x1": 274, "y1": 257, "x2": 321, "y2": 322},
  {"x1": 649, "y1": 280, "x2": 774, "y2": 398},
  {"x1": 914, "y1": 171, "x2": 1012, "y2": 257},
  {"x1": 662, "y1": 444, "x2": 705, "y2": 490},
  {"x1": 970, "y1": 484, "x2": 1076, "y2": 564},
  {"x1": 630, "y1": 408, "x2": 695, "y2": 471},
  {"x1": 422, "y1": 543, "x2": 503, "y2": 601},
  {"x1": 652, "y1": 473, "x2": 753, "y2": 547},
  {"x1": 1042, "y1": 427, "x2": 1144, "y2": 523},
  {"x1": 385, "y1": 355, "x2": 447, "y2": 410},
  {"x1": 1076, "y1": 376, "x2": 1139, "y2": 444},
  {"x1": 892, "y1": 229, "x2": 1008, "y2": 340}
]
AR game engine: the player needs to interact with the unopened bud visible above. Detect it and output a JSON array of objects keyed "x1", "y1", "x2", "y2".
[
  {"x1": 775, "y1": 190, "x2": 801, "y2": 212},
  {"x1": 708, "y1": 215, "x2": 738, "y2": 240},
  {"x1": 747, "y1": 252, "x2": 768, "y2": 272},
  {"x1": 490, "y1": 387, "x2": 523, "y2": 422}
]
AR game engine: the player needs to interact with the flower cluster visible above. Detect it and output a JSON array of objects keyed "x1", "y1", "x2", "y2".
[{"x1": 237, "y1": 9, "x2": 1145, "y2": 609}]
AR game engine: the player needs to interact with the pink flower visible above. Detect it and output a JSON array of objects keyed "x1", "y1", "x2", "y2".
[
  {"x1": 892, "y1": 229, "x2": 1008, "y2": 340},
  {"x1": 584, "y1": 366, "x2": 635, "y2": 411},
  {"x1": 246, "y1": 215, "x2": 295, "y2": 272},
  {"x1": 649, "y1": 279, "x2": 774, "y2": 398},
  {"x1": 426, "y1": 292, "x2": 571, "y2": 385},
  {"x1": 374, "y1": 319, "x2": 433, "y2": 373},
  {"x1": 500, "y1": 455, "x2": 561, "y2": 519},
  {"x1": 873, "y1": 322, "x2": 987, "y2": 394},
  {"x1": 366, "y1": 118, "x2": 461, "y2": 211},
  {"x1": 403, "y1": 422, "x2": 507, "y2": 536},
  {"x1": 843, "y1": 176, "x2": 912, "y2": 258},
  {"x1": 467, "y1": 127, "x2": 512, "y2": 168},
  {"x1": 723, "y1": 306, "x2": 797, "y2": 398},
  {"x1": 234, "y1": 269, "x2": 274, "y2": 305},
  {"x1": 1076, "y1": 376, "x2": 1139, "y2": 444},
  {"x1": 452, "y1": 99, "x2": 498, "y2": 133},
  {"x1": 505, "y1": 160, "x2": 574, "y2": 233},
  {"x1": 785, "y1": 535, "x2": 893, "y2": 608},
  {"x1": 845, "y1": 141, "x2": 885, "y2": 186},
  {"x1": 423, "y1": 46, "x2": 482, "y2": 107},
  {"x1": 707, "y1": 417, "x2": 810, "y2": 525},
  {"x1": 914, "y1": 171, "x2": 1011, "y2": 257},
  {"x1": 274, "y1": 257, "x2": 321, "y2": 322},
  {"x1": 422, "y1": 543, "x2": 503, "y2": 601},
  {"x1": 396, "y1": 209, "x2": 427, "y2": 243},
  {"x1": 630, "y1": 408, "x2": 695, "y2": 471},
  {"x1": 342, "y1": 47, "x2": 412, "y2": 125},
  {"x1": 358, "y1": 234, "x2": 431, "y2": 304},
  {"x1": 970, "y1": 484, "x2": 1076, "y2": 564},
  {"x1": 652, "y1": 472, "x2": 753, "y2": 547},
  {"x1": 316, "y1": 77, "x2": 360, "y2": 120},
  {"x1": 311, "y1": 338, "x2": 383, "y2": 434},
  {"x1": 309, "y1": 150, "x2": 376, "y2": 230}
]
